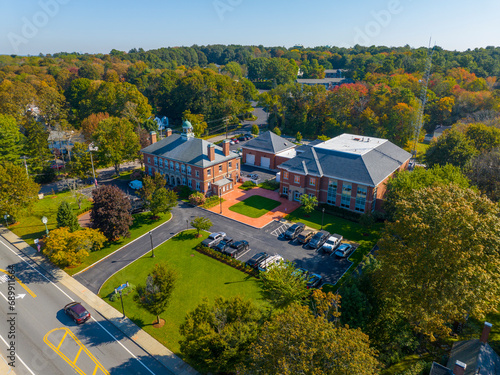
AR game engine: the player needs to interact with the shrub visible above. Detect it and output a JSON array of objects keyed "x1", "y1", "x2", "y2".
[
  {"x1": 108, "y1": 283, "x2": 136, "y2": 302},
  {"x1": 189, "y1": 192, "x2": 206, "y2": 206},
  {"x1": 173, "y1": 185, "x2": 193, "y2": 199},
  {"x1": 258, "y1": 180, "x2": 280, "y2": 191},
  {"x1": 195, "y1": 244, "x2": 258, "y2": 277},
  {"x1": 239, "y1": 180, "x2": 257, "y2": 190},
  {"x1": 130, "y1": 169, "x2": 144, "y2": 181},
  {"x1": 202, "y1": 196, "x2": 224, "y2": 209}
]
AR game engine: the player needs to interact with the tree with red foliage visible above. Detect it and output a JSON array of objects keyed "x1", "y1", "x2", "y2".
[{"x1": 91, "y1": 185, "x2": 132, "y2": 240}]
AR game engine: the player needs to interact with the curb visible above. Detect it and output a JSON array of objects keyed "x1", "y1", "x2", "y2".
[{"x1": 0, "y1": 226, "x2": 198, "y2": 375}]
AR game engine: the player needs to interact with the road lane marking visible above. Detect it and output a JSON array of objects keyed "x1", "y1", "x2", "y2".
[
  {"x1": 0, "y1": 268, "x2": 36, "y2": 298},
  {"x1": 0, "y1": 333, "x2": 36, "y2": 375},
  {"x1": 44, "y1": 327, "x2": 110, "y2": 375},
  {"x1": 0, "y1": 238, "x2": 158, "y2": 374}
]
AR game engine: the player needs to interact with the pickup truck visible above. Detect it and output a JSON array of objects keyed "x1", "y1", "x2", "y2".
[
  {"x1": 201, "y1": 232, "x2": 227, "y2": 248},
  {"x1": 320, "y1": 234, "x2": 343, "y2": 254}
]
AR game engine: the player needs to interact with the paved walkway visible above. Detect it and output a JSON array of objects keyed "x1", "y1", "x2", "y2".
[{"x1": 206, "y1": 184, "x2": 300, "y2": 228}]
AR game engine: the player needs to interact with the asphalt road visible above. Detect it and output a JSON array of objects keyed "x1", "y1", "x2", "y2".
[
  {"x1": 74, "y1": 202, "x2": 352, "y2": 295},
  {"x1": 0, "y1": 236, "x2": 171, "y2": 375}
]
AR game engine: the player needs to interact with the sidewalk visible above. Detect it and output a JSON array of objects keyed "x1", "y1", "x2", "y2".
[{"x1": 0, "y1": 225, "x2": 198, "y2": 375}]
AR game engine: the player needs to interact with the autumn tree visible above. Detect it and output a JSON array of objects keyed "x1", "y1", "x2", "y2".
[
  {"x1": 260, "y1": 260, "x2": 310, "y2": 309},
  {"x1": 299, "y1": 193, "x2": 318, "y2": 214},
  {"x1": 251, "y1": 124, "x2": 259, "y2": 135},
  {"x1": 150, "y1": 188, "x2": 178, "y2": 218},
  {"x1": 139, "y1": 173, "x2": 167, "y2": 206},
  {"x1": 56, "y1": 201, "x2": 80, "y2": 232},
  {"x1": 376, "y1": 184, "x2": 500, "y2": 340},
  {"x1": 425, "y1": 128, "x2": 478, "y2": 168},
  {"x1": 136, "y1": 263, "x2": 177, "y2": 326},
  {"x1": 179, "y1": 296, "x2": 263, "y2": 374},
  {"x1": 0, "y1": 162, "x2": 39, "y2": 221},
  {"x1": 242, "y1": 303, "x2": 379, "y2": 375},
  {"x1": 272, "y1": 127, "x2": 281, "y2": 136},
  {"x1": 93, "y1": 117, "x2": 140, "y2": 175},
  {"x1": 190, "y1": 216, "x2": 212, "y2": 237},
  {"x1": 81, "y1": 112, "x2": 109, "y2": 141},
  {"x1": 466, "y1": 148, "x2": 500, "y2": 202},
  {"x1": 43, "y1": 227, "x2": 106, "y2": 267},
  {"x1": 182, "y1": 110, "x2": 207, "y2": 137},
  {"x1": 91, "y1": 185, "x2": 132, "y2": 240}
]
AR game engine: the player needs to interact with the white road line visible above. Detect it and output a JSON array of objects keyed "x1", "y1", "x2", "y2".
[
  {"x1": 0, "y1": 237, "x2": 157, "y2": 375},
  {"x1": 0, "y1": 333, "x2": 36, "y2": 375},
  {"x1": 236, "y1": 248, "x2": 251, "y2": 260}
]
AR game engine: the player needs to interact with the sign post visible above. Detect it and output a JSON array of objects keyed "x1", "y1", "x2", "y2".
[{"x1": 115, "y1": 282, "x2": 129, "y2": 319}]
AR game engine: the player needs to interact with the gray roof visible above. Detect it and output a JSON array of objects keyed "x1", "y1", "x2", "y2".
[
  {"x1": 429, "y1": 363, "x2": 452, "y2": 375},
  {"x1": 447, "y1": 340, "x2": 500, "y2": 375},
  {"x1": 296, "y1": 78, "x2": 351, "y2": 85},
  {"x1": 243, "y1": 131, "x2": 296, "y2": 154},
  {"x1": 141, "y1": 134, "x2": 239, "y2": 168},
  {"x1": 279, "y1": 137, "x2": 411, "y2": 187}
]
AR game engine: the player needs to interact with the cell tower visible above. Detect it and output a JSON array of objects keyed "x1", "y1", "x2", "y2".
[{"x1": 410, "y1": 41, "x2": 435, "y2": 165}]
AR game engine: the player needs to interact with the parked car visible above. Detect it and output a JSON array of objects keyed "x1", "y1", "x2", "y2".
[
  {"x1": 308, "y1": 230, "x2": 330, "y2": 249},
  {"x1": 297, "y1": 230, "x2": 314, "y2": 245},
  {"x1": 258, "y1": 254, "x2": 284, "y2": 272},
  {"x1": 231, "y1": 138, "x2": 239, "y2": 144},
  {"x1": 245, "y1": 135, "x2": 253, "y2": 140},
  {"x1": 306, "y1": 273, "x2": 323, "y2": 289},
  {"x1": 320, "y1": 234, "x2": 343, "y2": 253},
  {"x1": 230, "y1": 140, "x2": 235, "y2": 145},
  {"x1": 238, "y1": 136, "x2": 246, "y2": 141},
  {"x1": 214, "y1": 236, "x2": 233, "y2": 252},
  {"x1": 129, "y1": 180, "x2": 143, "y2": 190},
  {"x1": 334, "y1": 243, "x2": 355, "y2": 258},
  {"x1": 64, "y1": 302, "x2": 91, "y2": 324},
  {"x1": 223, "y1": 240, "x2": 249, "y2": 258},
  {"x1": 246, "y1": 252, "x2": 269, "y2": 268},
  {"x1": 284, "y1": 222, "x2": 305, "y2": 240},
  {"x1": 201, "y1": 232, "x2": 227, "y2": 248}
]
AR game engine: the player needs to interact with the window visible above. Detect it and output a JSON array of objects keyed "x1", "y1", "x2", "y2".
[
  {"x1": 309, "y1": 193, "x2": 315, "y2": 199},
  {"x1": 195, "y1": 170, "x2": 199, "y2": 177},
  {"x1": 188, "y1": 179, "x2": 192, "y2": 188},
  {"x1": 355, "y1": 186, "x2": 367, "y2": 212},
  {"x1": 283, "y1": 186, "x2": 288, "y2": 195},
  {"x1": 219, "y1": 165, "x2": 222, "y2": 172},
  {"x1": 327, "y1": 179, "x2": 337, "y2": 205},
  {"x1": 309, "y1": 177, "x2": 316, "y2": 186},
  {"x1": 283, "y1": 171, "x2": 289, "y2": 180},
  {"x1": 371, "y1": 187, "x2": 378, "y2": 212},
  {"x1": 182, "y1": 177, "x2": 186, "y2": 185},
  {"x1": 294, "y1": 175, "x2": 300, "y2": 184},
  {"x1": 229, "y1": 161, "x2": 232, "y2": 168},
  {"x1": 187, "y1": 166, "x2": 191, "y2": 175},
  {"x1": 154, "y1": 157, "x2": 158, "y2": 166},
  {"x1": 148, "y1": 166, "x2": 152, "y2": 175},
  {"x1": 181, "y1": 164, "x2": 186, "y2": 173},
  {"x1": 196, "y1": 181, "x2": 200, "y2": 190},
  {"x1": 293, "y1": 191, "x2": 301, "y2": 201},
  {"x1": 341, "y1": 183, "x2": 352, "y2": 208},
  {"x1": 207, "y1": 182, "x2": 211, "y2": 191},
  {"x1": 236, "y1": 163, "x2": 239, "y2": 170},
  {"x1": 175, "y1": 163, "x2": 179, "y2": 171},
  {"x1": 147, "y1": 157, "x2": 151, "y2": 164},
  {"x1": 170, "y1": 161, "x2": 174, "y2": 170},
  {"x1": 207, "y1": 169, "x2": 211, "y2": 176},
  {"x1": 159, "y1": 159, "x2": 163, "y2": 167}
]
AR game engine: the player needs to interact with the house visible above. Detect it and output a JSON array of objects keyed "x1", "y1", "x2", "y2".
[
  {"x1": 424, "y1": 125, "x2": 453, "y2": 143},
  {"x1": 429, "y1": 322, "x2": 500, "y2": 375},
  {"x1": 296, "y1": 77, "x2": 353, "y2": 89},
  {"x1": 324, "y1": 69, "x2": 348, "y2": 78},
  {"x1": 48, "y1": 130, "x2": 85, "y2": 156},
  {"x1": 242, "y1": 131, "x2": 297, "y2": 170},
  {"x1": 278, "y1": 134, "x2": 411, "y2": 212},
  {"x1": 141, "y1": 121, "x2": 240, "y2": 196}
]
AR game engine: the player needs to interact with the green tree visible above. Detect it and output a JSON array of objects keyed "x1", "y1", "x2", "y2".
[
  {"x1": 93, "y1": 117, "x2": 140, "y2": 175},
  {"x1": 260, "y1": 260, "x2": 310, "y2": 309},
  {"x1": 182, "y1": 110, "x2": 207, "y2": 137},
  {"x1": 0, "y1": 114, "x2": 25, "y2": 163},
  {"x1": 465, "y1": 122, "x2": 500, "y2": 152},
  {"x1": 179, "y1": 296, "x2": 263, "y2": 373},
  {"x1": 24, "y1": 119, "x2": 52, "y2": 182},
  {"x1": 466, "y1": 148, "x2": 500, "y2": 202},
  {"x1": 68, "y1": 142, "x2": 93, "y2": 180},
  {"x1": 91, "y1": 185, "x2": 132, "y2": 240},
  {"x1": 56, "y1": 201, "x2": 80, "y2": 232},
  {"x1": 425, "y1": 129, "x2": 478, "y2": 168},
  {"x1": 295, "y1": 131, "x2": 303, "y2": 143},
  {"x1": 376, "y1": 184, "x2": 500, "y2": 340},
  {"x1": 243, "y1": 304, "x2": 379, "y2": 375},
  {"x1": 190, "y1": 216, "x2": 212, "y2": 237},
  {"x1": 251, "y1": 124, "x2": 259, "y2": 135},
  {"x1": 150, "y1": 188, "x2": 178, "y2": 217},
  {"x1": 0, "y1": 162, "x2": 39, "y2": 221},
  {"x1": 136, "y1": 263, "x2": 177, "y2": 325},
  {"x1": 272, "y1": 127, "x2": 281, "y2": 136},
  {"x1": 299, "y1": 193, "x2": 318, "y2": 214},
  {"x1": 139, "y1": 173, "x2": 166, "y2": 207},
  {"x1": 317, "y1": 134, "x2": 330, "y2": 141}
]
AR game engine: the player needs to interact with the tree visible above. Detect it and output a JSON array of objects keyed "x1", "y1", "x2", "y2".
[
  {"x1": 179, "y1": 296, "x2": 263, "y2": 373},
  {"x1": 136, "y1": 263, "x2": 177, "y2": 325},
  {"x1": 260, "y1": 260, "x2": 310, "y2": 309},
  {"x1": 0, "y1": 114, "x2": 25, "y2": 163},
  {"x1": 466, "y1": 148, "x2": 500, "y2": 202},
  {"x1": 43, "y1": 227, "x2": 106, "y2": 267},
  {"x1": 295, "y1": 131, "x2": 303, "y2": 143},
  {"x1": 56, "y1": 201, "x2": 79, "y2": 232},
  {"x1": 24, "y1": 119, "x2": 53, "y2": 182},
  {"x1": 93, "y1": 117, "x2": 140, "y2": 175},
  {"x1": 139, "y1": 173, "x2": 166, "y2": 207},
  {"x1": 0, "y1": 162, "x2": 39, "y2": 221},
  {"x1": 150, "y1": 188, "x2": 178, "y2": 217},
  {"x1": 299, "y1": 193, "x2": 318, "y2": 214},
  {"x1": 243, "y1": 303, "x2": 379, "y2": 375},
  {"x1": 376, "y1": 184, "x2": 500, "y2": 340},
  {"x1": 272, "y1": 127, "x2": 281, "y2": 136},
  {"x1": 465, "y1": 122, "x2": 500, "y2": 152},
  {"x1": 182, "y1": 110, "x2": 207, "y2": 137},
  {"x1": 251, "y1": 124, "x2": 259, "y2": 135},
  {"x1": 317, "y1": 134, "x2": 330, "y2": 141},
  {"x1": 190, "y1": 216, "x2": 212, "y2": 237},
  {"x1": 81, "y1": 112, "x2": 109, "y2": 142},
  {"x1": 91, "y1": 185, "x2": 132, "y2": 240},
  {"x1": 68, "y1": 142, "x2": 93, "y2": 180},
  {"x1": 425, "y1": 129, "x2": 478, "y2": 168}
]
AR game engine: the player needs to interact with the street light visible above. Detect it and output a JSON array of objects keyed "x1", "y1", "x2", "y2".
[
  {"x1": 321, "y1": 207, "x2": 325, "y2": 230},
  {"x1": 89, "y1": 143, "x2": 98, "y2": 188},
  {"x1": 41, "y1": 216, "x2": 49, "y2": 237},
  {"x1": 3, "y1": 214, "x2": 9, "y2": 228},
  {"x1": 149, "y1": 231, "x2": 155, "y2": 258}
]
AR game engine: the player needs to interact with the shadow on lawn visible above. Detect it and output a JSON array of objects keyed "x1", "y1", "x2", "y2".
[
  {"x1": 224, "y1": 274, "x2": 255, "y2": 285},
  {"x1": 171, "y1": 231, "x2": 197, "y2": 242}
]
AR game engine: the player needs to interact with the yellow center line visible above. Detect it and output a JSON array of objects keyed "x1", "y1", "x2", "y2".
[{"x1": 0, "y1": 268, "x2": 36, "y2": 298}]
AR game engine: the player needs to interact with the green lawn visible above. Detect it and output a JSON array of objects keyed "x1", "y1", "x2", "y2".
[
  {"x1": 99, "y1": 230, "x2": 265, "y2": 355},
  {"x1": 229, "y1": 195, "x2": 281, "y2": 218},
  {"x1": 10, "y1": 190, "x2": 93, "y2": 246},
  {"x1": 65, "y1": 211, "x2": 172, "y2": 275}
]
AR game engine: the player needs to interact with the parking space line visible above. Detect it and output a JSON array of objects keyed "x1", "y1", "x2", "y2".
[{"x1": 236, "y1": 248, "x2": 251, "y2": 260}]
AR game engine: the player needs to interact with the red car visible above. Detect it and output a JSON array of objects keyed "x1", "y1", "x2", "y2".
[{"x1": 64, "y1": 302, "x2": 91, "y2": 324}]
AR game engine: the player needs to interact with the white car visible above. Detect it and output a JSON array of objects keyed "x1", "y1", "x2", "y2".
[
  {"x1": 320, "y1": 234, "x2": 343, "y2": 254},
  {"x1": 258, "y1": 254, "x2": 284, "y2": 272}
]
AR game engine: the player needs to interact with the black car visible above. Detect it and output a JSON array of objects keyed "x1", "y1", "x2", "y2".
[
  {"x1": 238, "y1": 136, "x2": 246, "y2": 141},
  {"x1": 223, "y1": 240, "x2": 249, "y2": 258},
  {"x1": 308, "y1": 230, "x2": 330, "y2": 249},
  {"x1": 307, "y1": 273, "x2": 323, "y2": 289},
  {"x1": 214, "y1": 237, "x2": 234, "y2": 252},
  {"x1": 64, "y1": 302, "x2": 91, "y2": 324},
  {"x1": 246, "y1": 252, "x2": 269, "y2": 268},
  {"x1": 284, "y1": 223, "x2": 305, "y2": 240}
]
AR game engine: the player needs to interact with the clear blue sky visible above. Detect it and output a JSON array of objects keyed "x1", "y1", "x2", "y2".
[{"x1": 1, "y1": 0, "x2": 499, "y2": 55}]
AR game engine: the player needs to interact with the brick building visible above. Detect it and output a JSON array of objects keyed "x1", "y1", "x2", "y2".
[
  {"x1": 242, "y1": 131, "x2": 297, "y2": 170},
  {"x1": 278, "y1": 134, "x2": 411, "y2": 212},
  {"x1": 141, "y1": 121, "x2": 240, "y2": 196}
]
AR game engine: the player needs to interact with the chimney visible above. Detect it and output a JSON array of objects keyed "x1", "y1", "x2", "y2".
[
  {"x1": 222, "y1": 140, "x2": 230, "y2": 156},
  {"x1": 453, "y1": 360, "x2": 466, "y2": 375},
  {"x1": 208, "y1": 144, "x2": 215, "y2": 162},
  {"x1": 166, "y1": 128, "x2": 172, "y2": 137},
  {"x1": 150, "y1": 131, "x2": 157, "y2": 144},
  {"x1": 480, "y1": 321, "x2": 492, "y2": 344}
]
